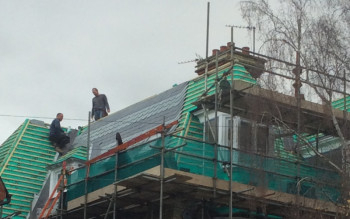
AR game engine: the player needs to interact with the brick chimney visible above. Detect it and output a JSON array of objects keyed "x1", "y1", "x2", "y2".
[{"x1": 242, "y1": 47, "x2": 250, "y2": 55}]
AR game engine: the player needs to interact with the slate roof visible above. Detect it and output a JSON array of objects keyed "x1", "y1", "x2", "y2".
[
  {"x1": 71, "y1": 64, "x2": 256, "y2": 160},
  {"x1": 72, "y1": 82, "x2": 188, "y2": 159}
]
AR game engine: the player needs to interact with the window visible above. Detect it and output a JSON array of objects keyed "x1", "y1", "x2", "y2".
[
  {"x1": 221, "y1": 117, "x2": 273, "y2": 155},
  {"x1": 218, "y1": 116, "x2": 238, "y2": 148},
  {"x1": 194, "y1": 110, "x2": 274, "y2": 164},
  {"x1": 239, "y1": 121, "x2": 253, "y2": 152},
  {"x1": 257, "y1": 125, "x2": 269, "y2": 154},
  {"x1": 204, "y1": 118, "x2": 217, "y2": 143}
]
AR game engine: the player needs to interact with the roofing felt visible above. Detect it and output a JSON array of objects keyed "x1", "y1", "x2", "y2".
[
  {"x1": 72, "y1": 82, "x2": 188, "y2": 159},
  {"x1": 54, "y1": 145, "x2": 87, "y2": 164},
  {"x1": 332, "y1": 95, "x2": 350, "y2": 111},
  {"x1": 0, "y1": 119, "x2": 57, "y2": 218}
]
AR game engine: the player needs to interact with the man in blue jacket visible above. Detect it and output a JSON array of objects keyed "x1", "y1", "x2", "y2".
[{"x1": 49, "y1": 113, "x2": 70, "y2": 153}]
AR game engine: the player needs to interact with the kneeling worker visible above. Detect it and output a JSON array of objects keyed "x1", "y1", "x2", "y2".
[{"x1": 49, "y1": 113, "x2": 70, "y2": 153}]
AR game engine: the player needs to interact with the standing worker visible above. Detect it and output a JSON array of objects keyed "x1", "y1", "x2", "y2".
[
  {"x1": 49, "y1": 113, "x2": 70, "y2": 153},
  {"x1": 91, "y1": 88, "x2": 110, "y2": 121}
]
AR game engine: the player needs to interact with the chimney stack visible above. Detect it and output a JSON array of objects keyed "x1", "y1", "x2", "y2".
[
  {"x1": 220, "y1": 46, "x2": 228, "y2": 52},
  {"x1": 212, "y1": 49, "x2": 219, "y2": 56},
  {"x1": 242, "y1": 47, "x2": 250, "y2": 55}
]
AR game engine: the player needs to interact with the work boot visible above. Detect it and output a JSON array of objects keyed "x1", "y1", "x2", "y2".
[{"x1": 55, "y1": 147, "x2": 64, "y2": 154}]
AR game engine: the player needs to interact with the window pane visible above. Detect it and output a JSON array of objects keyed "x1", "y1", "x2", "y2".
[
  {"x1": 239, "y1": 121, "x2": 252, "y2": 151},
  {"x1": 257, "y1": 126, "x2": 268, "y2": 154},
  {"x1": 205, "y1": 118, "x2": 217, "y2": 143}
]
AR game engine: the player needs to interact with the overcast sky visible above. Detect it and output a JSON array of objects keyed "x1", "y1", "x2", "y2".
[{"x1": 0, "y1": 0, "x2": 256, "y2": 144}]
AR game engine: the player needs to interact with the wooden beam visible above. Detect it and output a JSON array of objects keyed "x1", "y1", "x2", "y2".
[{"x1": 68, "y1": 166, "x2": 344, "y2": 215}]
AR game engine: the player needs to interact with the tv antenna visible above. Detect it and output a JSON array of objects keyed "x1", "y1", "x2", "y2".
[
  {"x1": 226, "y1": 25, "x2": 256, "y2": 53},
  {"x1": 178, "y1": 53, "x2": 203, "y2": 64}
]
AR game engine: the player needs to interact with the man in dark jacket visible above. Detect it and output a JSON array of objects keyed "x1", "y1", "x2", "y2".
[
  {"x1": 91, "y1": 88, "x2": 110, "y2": 121},
  {"x1": 49, "y1": 113, "x2": 70, "y2": 153}
]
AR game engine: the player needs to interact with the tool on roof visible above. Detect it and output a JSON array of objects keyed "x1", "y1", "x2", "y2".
[{"x1": 116, "y1": 132, "x2": 123, "y2": 146}]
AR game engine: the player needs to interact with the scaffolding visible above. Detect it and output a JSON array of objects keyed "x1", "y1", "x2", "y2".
[
  {"x1": 58, "y1": 128, "x2": 343, "y2": 218},
  {"x1": 42, "y1": 36, "x2": 350, "y2": 218}
]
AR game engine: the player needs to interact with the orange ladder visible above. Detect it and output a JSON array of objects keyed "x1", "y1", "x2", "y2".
[{"x1": 39, "y1": 161, "x2": 67, "y2": 219}]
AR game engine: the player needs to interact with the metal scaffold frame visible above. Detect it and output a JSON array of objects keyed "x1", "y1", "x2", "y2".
[
  {"x1": 199, "y1": 31, "x2": 236, "y2": 218},
  {"x1": 44, "y1": 43, "x2": 350, "y2": 218},
  {"x1": 42, "y1": 26, "x2": 350, "y2": 218},
  {"x1": 58, "y1": 124, "x2": 345, "y2": 218}
]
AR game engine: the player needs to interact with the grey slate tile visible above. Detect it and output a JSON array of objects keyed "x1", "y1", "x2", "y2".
[{"x1": 72, "y1": 82, "x2": 188, "y2": 159}]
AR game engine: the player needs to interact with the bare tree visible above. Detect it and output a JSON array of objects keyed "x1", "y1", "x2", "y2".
[
  {"x1": 240, "y1": 0, "x2": 350, "y2": 213},
  {"x1": 240, "y1": 0, "x2": 349, "y2": 99}
]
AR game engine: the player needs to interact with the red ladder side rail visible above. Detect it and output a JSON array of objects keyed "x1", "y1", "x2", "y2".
[
  {"x1": 43, "y1": 190, "x2": 62, "y2": 219},
  {"x1": 43, "y1": 176, "x2": 68, "y2": 219},
  {"x1": 39, "y1": 161, "x2": 67, "y2": 219},
  {"x1": 38, "y1": 175, "x2": 64, "y2": 219},
  {"x1": 86, "y1": 120, "x2": 178, "y2": 165}
]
